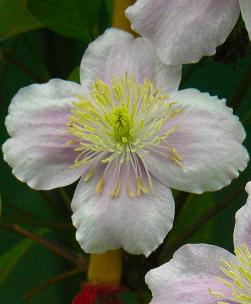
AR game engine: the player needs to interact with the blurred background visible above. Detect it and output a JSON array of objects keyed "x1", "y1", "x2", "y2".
[{"x1": 1, "y1": 1, "x2": 251, "y2": 303}]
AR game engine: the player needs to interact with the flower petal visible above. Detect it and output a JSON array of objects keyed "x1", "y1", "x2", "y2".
[
  {"x1": 144, "y1": 89, "x2": 249, "y2": 194},
  {"x1": 145, "y1": 244, "x2": 234, "y2": 304},
  {"x1": 233, "y1": 182, "x2": 251, "y2": 248},
  {"x1": 80, "y1": 28, "x2": 181, "y2": 93},
  {"x1": 71, "y1": 175, "x2": 175, "y2": 256},
  {"x1": 2, "y1": 79, "x2": 86, "y2": 190},
  {"x1": 240, "y1": 0, "x2": 251, "y2": 40},
  {"x1": 126, "y1": 0, "x2": 240, "y2": 64}
]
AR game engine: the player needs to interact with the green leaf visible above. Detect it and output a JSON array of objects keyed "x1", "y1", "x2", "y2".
[
  {"x1": 27, "y1": 0, "x2": 101, "y2": 41},
  {"x1": 122, "y1": 291, "x2": 140, "y2": 304},
  {"x1": 160, "y1": 192, "x2": 218, "y2": 262},
  {"x1": 0, "y1": 0, "x2": 42, "y2": 42},
  {"x1": 68, "y1": 66, "x2": 80, "y2": 83},
  {"x1": 0, "y1": 228, "x2": 48, "y2": 286},
  {"x1": 177, "y1": 193, "x2": 217, "y2": 242},
  {"x1": 104, "y1": 0, "x2": 113, "y2": 24}
]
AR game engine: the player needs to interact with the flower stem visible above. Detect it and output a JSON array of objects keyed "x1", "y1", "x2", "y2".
[
  {"x1": 88, "y1": 250, "x2": 122, "y2": 285},
  {"x1": 23, "y1": 268, "x2": 82, "y2": 300},
  {"x1": 112, "y1": 0, "x2": 136, "y2": 34},
  {"x1": 0, "y1": 223, "x2": 86, "y2": 268}
]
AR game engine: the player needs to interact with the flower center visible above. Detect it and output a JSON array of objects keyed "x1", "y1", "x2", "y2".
[
  {"x1": 209, "y1": 244, "x2": 251, "y2": 303},
  {"x1": 106, "y1": 104, "x2": 134, "y2": 144},
  {"x1": 66, "y1": 73, "x2": 183, "y2": 198}
]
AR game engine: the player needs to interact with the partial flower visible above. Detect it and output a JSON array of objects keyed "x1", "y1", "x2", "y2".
[
  {"x1": 2, "y1": 28, "x2": 249, "y2": 256},
  {"x1": 146, "y1": 182, "x2": 251, "y2": 304},
  {"x1": 126, "y1": 0, "x2": 251, "y2": 64}
]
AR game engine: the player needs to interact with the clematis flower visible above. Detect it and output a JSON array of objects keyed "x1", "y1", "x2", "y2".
[
  {"x1": 2, "y1": 28, "x2": 249, "y2": 256},
  {"x1": 145, "y1": 182, "x2": 251, "y2": 304},
  {"x1": 126, "y1": 0, "x2": 251, "y2": 64}
]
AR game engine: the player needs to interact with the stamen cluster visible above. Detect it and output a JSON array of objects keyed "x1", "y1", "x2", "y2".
[
  {"x1": 67, "y1": 74, "x2": 183, "y2": 198},
  {"x1": 210, "y1": 245, "x2": 251, "y2": 304}
]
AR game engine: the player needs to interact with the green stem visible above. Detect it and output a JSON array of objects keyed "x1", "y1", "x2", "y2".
[
  {"x1": 23, "y1": 268, "x2": 82, "y2": 300},
  {"x1": 0, "y1": 223, "x2": 85, "y2": 268},
  {"x1": 3, "y1": 51, "x2": 45, "y2": 83},
  {"x1": 3, "y1": 214, "x2": 72, "y2": 231}
]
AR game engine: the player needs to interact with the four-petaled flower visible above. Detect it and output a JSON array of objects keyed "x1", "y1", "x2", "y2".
[
  {"x1": 146, "y1": 182, "x2": 251, "y2": 304},
  {"x1": 126, "y1": 0, "x2": 251, "y2": 64},
  {"x1": 2, "y1": 28, "x2": 249, "y2": 256}
]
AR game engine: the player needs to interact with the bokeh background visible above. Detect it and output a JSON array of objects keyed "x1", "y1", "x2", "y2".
[{"x1": 1, "y1": 1, "x2": 251, "y2": 303}]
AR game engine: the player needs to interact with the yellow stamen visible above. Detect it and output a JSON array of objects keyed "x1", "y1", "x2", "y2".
[
  {"x1": 95, "y1": 178, "x2": 104, "y2": 194},
  {"x1": 112, "y1": 182, "x2": 121, "y2": 198},
  {"x1": 210, "y1": 244, "x2": 251, "y2": 303}
]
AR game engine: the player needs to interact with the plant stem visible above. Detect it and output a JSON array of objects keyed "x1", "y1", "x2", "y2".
[
  {"x1": 88, "y1": 250, "x2": 122, "y2": 285},
  {"x1": 112, "y1": 0, "x2": 136, "y2": 34},
  {"x1": 3, "y1": 214, "x2": 72, "y2": 231},
  {"x1": 23, "y1": 268, "x2": 82, "y2": 300},
  {"x1": 0, "y1": 223, "x2": 85, "y2": 268},
  {"x1": 3, "y1": 51, "x2": 45, "y2": 83}
]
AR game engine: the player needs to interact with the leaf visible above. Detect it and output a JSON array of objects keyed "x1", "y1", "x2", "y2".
[
  {"x1": 122, "y1": 291, "x2": 140, "y2": 304},
  {"x1": 27, "y1": 0, "x2": 101, "y2": 41},
  {"x1": 104, "y1": 0, "x2": 113, "y2": 24},
  {"x1": 68, "y1": 66, "x2": 80, "y2": 83},
  {"x1": 0, "y1": 229, "x2": 48, "y2": 286},
  {"x1": 168, "y1": 193, "x2": 217, "y2": 242},
  {"x1": 0, "y1": 0, "x2": 42, "y2": 42},
  {"x1": 159, "y1": 192, "x2": 218, "y2": 263}
]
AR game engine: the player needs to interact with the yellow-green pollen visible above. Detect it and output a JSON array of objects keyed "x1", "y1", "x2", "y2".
[
  {"x1": 66, "y1": 73, "x2": 183, "y2": 198},
  {"x1": 209, "y1": 244, "x2": 251, "y2": 304}
]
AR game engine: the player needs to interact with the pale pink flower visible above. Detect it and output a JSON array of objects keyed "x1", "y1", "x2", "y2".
[
  {"x1": 146, "y1": 182, "x2": 251, "y2": 304},
  {"x1": 2, "y1": 28, "x2": 248, "y2": 256},
  {"x1": 126, "y1": 0, "x2": 251, "y2": 64}
]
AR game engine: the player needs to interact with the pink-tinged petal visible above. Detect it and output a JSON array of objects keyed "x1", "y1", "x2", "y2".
[
  {"x1": 240, "y1": 0, "x2": 251, "y2": 40},
  {"x1": 126, "y1": 0, "x2": 240, "y2": 64},
  {"x1": 144, "y1": 89, "x2": 249, "y2": 194},
  {"x1": 145, "y1": 244, "x2": 234, "y2": 304},
  {"x1": 2, "y1": 79, "x2": 86, "y2": 190},
  {"x1": 80, "y1": 28, "x2": 181, "y2": 93},
  {"x1": 71, "y1": 174, "x2": 175, "y2": 256},
  {"x1": 233, "y1": 182, "x2": 251, "y2": 249}
]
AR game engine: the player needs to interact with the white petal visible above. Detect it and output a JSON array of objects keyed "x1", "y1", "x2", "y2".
[
  {"x1": 144, "y1": 89, "x2": 249, "y2": 194},
  {"x1": 145, "y1": 244, "x2": 234, "y2": 304},
  {"x1": 233, "y1": 182, "x2": 251, "y2": 249},
  {"x1": 240, "y1": 0, "x2": 251, "y2": 40},
  {"x1": 80, "y1": 28, "x2": 181, "y2": 93},
  {"x1": 71, "y1": 175, "x2": 175, "y2": 256},
  {"x1": 126, "y1": 0, "x2": 240, "y2": 64},
  {"x1": 2, "y1": 79, "x2": 86, "y2": 190}
]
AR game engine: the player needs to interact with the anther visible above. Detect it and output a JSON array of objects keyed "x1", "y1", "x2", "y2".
[
  {"x1": 95, "y1": 178, "x2": 104, "y2": 194},
  {"x1": 112, "y1": 182, "x2": 120, "y2": 198}
]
